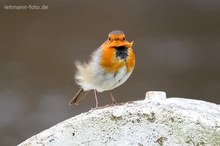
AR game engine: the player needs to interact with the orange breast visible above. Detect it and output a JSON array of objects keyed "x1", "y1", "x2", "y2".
[
  {"x1": 100, "y1": 46, "x2": 124, "y2": 73},
  {"x1": 100, "y1": 44, "x2": 135, "y2": 73},
  {"x1": 126, "y1": 48, "x2": 135, "y2": 71}
]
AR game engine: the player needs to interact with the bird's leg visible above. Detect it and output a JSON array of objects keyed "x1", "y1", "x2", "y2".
[
  {"x1": 110, "y1": 92, "x2": 116, "y2": 104},
  {"x1": 94, "y1": 89, "x2": 99, "y2": 108}
]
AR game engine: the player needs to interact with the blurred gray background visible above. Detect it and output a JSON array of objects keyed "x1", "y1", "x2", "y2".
[{"x1": 1, "y1": 0, "x2": 220, "y2": 145}]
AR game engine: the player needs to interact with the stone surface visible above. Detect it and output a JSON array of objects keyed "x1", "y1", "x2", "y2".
[{"x1": 19, "y1": 91, "x2": 220, "y2": 146}]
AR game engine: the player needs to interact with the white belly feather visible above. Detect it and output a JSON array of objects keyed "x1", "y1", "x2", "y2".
[{"x1": 93, "y1": 65, "x2": 132, "y2": 92}]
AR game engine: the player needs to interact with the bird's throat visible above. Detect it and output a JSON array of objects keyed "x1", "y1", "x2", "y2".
[{"x1": 115, "y1": 46, "x2": 128, "y2": 60}]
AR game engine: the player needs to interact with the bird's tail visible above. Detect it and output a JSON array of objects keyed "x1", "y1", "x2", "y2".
[{"x1": 69, "y1": 88, "x2": 89, "y2": 105}]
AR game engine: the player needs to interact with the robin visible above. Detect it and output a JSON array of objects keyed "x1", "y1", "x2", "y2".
[{"x1": 69, "y1": 30, "x2": 135, "y2": 107}]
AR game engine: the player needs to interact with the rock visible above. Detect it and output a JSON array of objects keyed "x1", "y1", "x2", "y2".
[{"x1": 18, "y1": 91, "x2": 220, "y2": 146}]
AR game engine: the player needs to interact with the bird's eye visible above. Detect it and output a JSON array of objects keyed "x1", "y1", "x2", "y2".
[
  {"x1": 108, "y1": 37, "x2": 111, "y2": 41},
  {"x1": 122, "y1": 37, "x2": 125, "y2": 41}
]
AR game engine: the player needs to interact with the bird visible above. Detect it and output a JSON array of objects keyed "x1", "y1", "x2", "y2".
[{"x1": 69, "y1": 30, "x2": 135, "y2": 108}]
